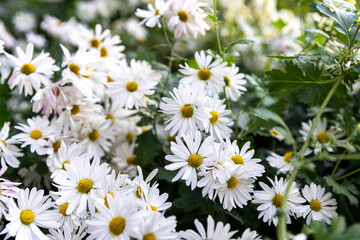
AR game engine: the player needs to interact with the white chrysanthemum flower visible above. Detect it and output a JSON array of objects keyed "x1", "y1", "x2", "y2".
[
  {"x1": 224, "y1": 64, "x2": 247, "y2": 101},
  {"x1": 160, "y1": 83, "x2": 207, "y2": 136},
  {"x1": 13, "y1": 116, "x2": 55, "y2": 155},
  {"x1": 266, "y1": 151, "x2": 294, "y2": 174},
  {"x1": 96, "y1": 33, "x2": 125, "y2": 63},
  {"x1": 52, "y1": 156, "x2": 110, "y2": 217},
  {"x1": 226, "y1": 140, "x2": 264, "y2": 178},
  {"x1": 2, "y1": 188, "x2": 61, "y2": 240},
  {"x1": 5, "y1": 43, "x2": 59, "y2": 96},
  {"x1": 111, "y1": 141, "x2": 138, "y2": 178},
  {"x1": 47, "y1": 226, "x2": 87, "y2": 240},
  {"x1": 204, "y1": 97, "x2": 233, "y2": 141},
  {"x1": 135, "y1": 0, "x2": 170, "y2": 28},
  {"x1": 269, "y1": 128, "x2": 285, "y2": 141},
  {"x1": 85, "y1": 193, "x2": 139, "y2": 239},
  {"x1": 165, "y1": 131, "x2": 214, "y2": 190},
  {"x1": 252, "y1": 176, "x2": 305, "y2": 226},
  {"x1": 0, "y1": 122, "x2": 23, "y2": 168},
  {"x1": 26, "y1": 32, "x2": 47, "y2": 48},
  {"x1": 302, "y1": 183, "x2": 337, "y2": 225},
  {"x1": 299, "y1": 118, "x2": 345, "y2": 155},
  {"x1": 197, "y1": 142, "x2": 234, "y2": 200},
  {"x1": 78, "y1": 116, "x2": 113, "y2": 158},
  {"x1": 13, "y1": 12, "x2": 36, "y2": 32},
  {"x1": 168, "y1": 0, "x2": 210, "y2": 38},
  {"x1": 179, "y1": 51, "x2": 228, "y2": 95},
  {"x1": 215, "y1": 166, "x2": 255, "y2": 211},
  {"x1": 133, "y1": 212, "x2": 178, "y2": 240},
  {"x1": 138, "y1": 183, "x2": 172, "y2": 213},
  {"x1": 107, "y1": 59, "x2": 160, "y2": 109},
  {"x1": 181, "y1": 215, "x2": 236, "y2": 240},
  {"x1": 0, "y1": 166, "x2": 20, "y2": 219},
  {"x1": 49, "y1": 142, "x2": 83, "y2": 176},
  {"x1": 237, "y1": 228, "x2": 262, "y2": 240},
  {"x1": 18, "y1": 164, "x2": 52, "y2": 190},
  {"x1": 78, "y1": 24, "x2": 110, "y2": 50}
]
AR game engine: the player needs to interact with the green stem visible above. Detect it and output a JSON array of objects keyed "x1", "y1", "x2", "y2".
[
  {"x1": 335, "y1": 167, "x2": 360, "y2": 181},
  {"x1": 213, "y1": 0, "x2": 223, "y2": 55},
  {"x1": 331, "y1": 150, "x2": 347, "y2": 176},
  {"x1": 303, "y1": 153, "x2": 360, "y2": 163},
  {"x1": 277, "y1": 76, "x2": 342, "y2": 240},
  {"x1": 162, "y1": 17, "x2": 171, "y2": 49}
]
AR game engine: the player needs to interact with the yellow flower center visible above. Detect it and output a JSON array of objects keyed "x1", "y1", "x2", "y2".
[
  {"x1": 88, "y1": 129, "x2": 99, "y2": 141},
  {"x1": 107, "y1": 76, "x2": 114, "y2": 82},
  {"x1": 104, "y1": 192, "x2": 114, "y2": 208},
  {"x1": 71, "y1": 105, "x2": 80, "y2": 115},
  {"x1": 100, "y1": 47, "x2": 108, "y2": 57},
  {"x1": 59, "y1": 202, "x2": 69, "y2": 216},
  {"x1": 269, "y1": 129, "x2": 279, "y2": 136},
  {"x1": 126, "y1": 157, "x2": 136, "y2": 165},
  {"x1": 62, "y1": 160, "x2": 70, "y2": 170},
  {"x1": 231, "y1": 155, "x2": 244, "y2": 165},
  {"x1": 316, "y1": 131, "x2": 330, "y2": 144},
  {"x1": 30, "y1": 130, "x2": 42, "y2": 140},
  {"x1": 209, "y1": 111, "x2": 219, "y2": 124},
  {"x1": 90, "y1": 38, "x2": 100, "y2": 48},
  {"x1": 181, "y1": 104, "x2": 194, "y2": 118},
  {"x1": 187, "y1": 154, "x2": 203, "y2": 168},
  {"x1": 167, "y1": 136, "x2": 176, "y2": 142},
  {"x1": 143, "y1": 233, "x2": 156, "y2": 240},
  {"x1": 135, "y1": 186, "x2": 144, "y2": 199},
  {"x1": 53, "y1": 141, "x2": 61, "y2": 153},
  {"x1": 272, "y1": 194, "x2": 284, "y2": 208},
  {"x1": 178, "y1": 10, "x2": 189, "y2": 22},
  {"x1": 109, "y1": 217, "x2": 126, "y2": 236},
  {"x1": 227, "y1": 176, "x2": 238, "y2": 189},
  {"x1": 21, "y1": 63, "x2": 35, "y2": 75},
  {"x1": 310, "y1": 199, "x2": 322, "y2": 211},
  {"x1": 20, "y1": 210, "x2": 35, "y2": 225},
  {"x1": 198, "y1": 68, "x2": 211, "y2": 81},
  {"x1": 155, "y1": 9, "x2": 159, "y2": 16},
  {"x1": 283, "y1": 151, "x2": 293, "y2": 164},
  {"x1": 77, "y1": 178, "x2": 94, "y2": 194},
  {"x1": 126, "y1": 81, "x2": 138, "y2": 92},
  {"x1": 106, "y1": 114, "x2": 114, "y2": 123},
  {"x1": 69, "y1": 63, "x2": 80, "y2": 75},
  {"x1": 0, "y1": 140, "x2": 7, "y2": 152},
  {"x1": 150, "y1": 205, "x2": 157, "y2": 211},
  {"x1": 126, "y1": 132, "x2": 134, "y2": 142},
  {"x1": 224, "y1": 76, "x2": 230, "y2": 86}
]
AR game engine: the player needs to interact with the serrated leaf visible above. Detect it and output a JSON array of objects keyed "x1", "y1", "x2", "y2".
[
  {"x1": 134, "y1": 131, "x2": 159, "y2": 165},
  {"x1": 253, "y1": 108, "x2": 286, "y2": 126},
  {"x1": 324, "y1": 176, "x2": 359, "y2": 206}
]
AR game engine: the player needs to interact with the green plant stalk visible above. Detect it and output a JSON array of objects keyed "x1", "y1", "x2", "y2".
[
  {"x1": 331, "y1": 150, "x2": 347, "y2": 176},
  {"x1": 335, "y1": 167, "x2": 360, "y2": 181},
  {"x1": 277, "y1": 76, "x2": 342, "y2": 240},
  {"x1": 213, "y1": 0, "x2": 223, "y2": 55}
]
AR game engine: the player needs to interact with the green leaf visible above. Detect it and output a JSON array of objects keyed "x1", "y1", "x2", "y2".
[
  {"x1": 265, "y1": 57, "x2": 333, "y2": 105},
  {"x1": 223, "y1": 39, "x2": 254, "y2": 52},
  {"x1": 173, "y1": 190, "x2": 202, "y2": 211},
  {"x1": 273, "y1": 19, "x2": 287, "y2": 30},
  {"x1": 134, "y1": 131, "x2": 159, "y2": 165},
  {"x1": 208, "y1": 14, "x2": 220, "y2": 23},
  {"x1": 324, "y1": 176, "x2": 359, "y2": 206}
]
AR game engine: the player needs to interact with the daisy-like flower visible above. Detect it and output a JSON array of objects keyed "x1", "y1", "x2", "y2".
[
  {"x1": 226, "y1": 140, "x2": 265, "y2": 178},
  {"x1": 299, "y1": 118, "x2": 345, "y2": 155},
  {"x1": 215, "y1": 166, "x2": 255, "y2": 211},
  {"x1": 139, "y1": 183, "x2": 172, "y2": 213},
  {"x1": 179, "y1": 51, "x2": 228, "y2": 95},
  {"x1": 47, "y1": 226, "x2": 87, "y2": 240},
  {"x1": 237, "y1": 228, "x2": 262, "y2": 240},
  {"x1": 301, "y1": 183, "x2": 337, "y2": 225},
  {"x1": 165, "y1": 131, "x2": 214, "y2": 190},
  {"x1": 85, "y1": 193, "x2": 138, "y2": 240},
  {"x1": 133, "y1": 212, "x2": 178, "y2": 240},
  {"x1": 0, "y1": 166, "x2": 21, "y2": 219},
  {"x1": 204, "y1": 97, "x2": 233, "y2": 141},
  {"x1": 160, "y1": 83, "x2": 207, "y2": 136},
  {"x1": 111, "y1": 141, "x2": 138, "y2": 178},
  {"x1": 2, "y1": 188, "x2": 61, "y2": 240},
  {"x1": 107, "y1": 59, "x2": 160, "y2": 109},
  {"x1": 78, "y1": 116, "x2": 113, "y2": 158},
  {"x1": 181, "y1": 215, "x2": 236, "y2": 240},
  {"x1": 223, "y1": 64, "x2": 247, "y2": 101},
  {"x1": 78, "y1": 24, "x2": 110, "y2": 50},
  {"x1": 13, "y1": 116, "x2": 55, "y2": 155},
  {"x1": 5, "y1": 43, "x2": 59, "y2": 96},
  {"x1": 252, "y1": 176, "x2": 305, "y2": 226},
  {"x1": 0, "y1": 122, "x2": 23, "y2": 168},
  {"x1": 269, "y1": 127, "x2": 285, "y2": 141},
  {"x1": 168, "y1": 0, "x2": 210, "y2": 38},
  {"x1": 135, "y1": 0, "x2": 170, "y2": 28},
  {"x1": 52, "y1": 156, "x2": 110, "y2": 217},
  {"x1": 13, "y1": 12, "x2": 36, "y2": 32},
  {"x1": 266, "y1": 151, "x2": 294, "y2": 174},
  {"x1": 49, "y1": 142, "x2": 83, "y2": 176}
]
